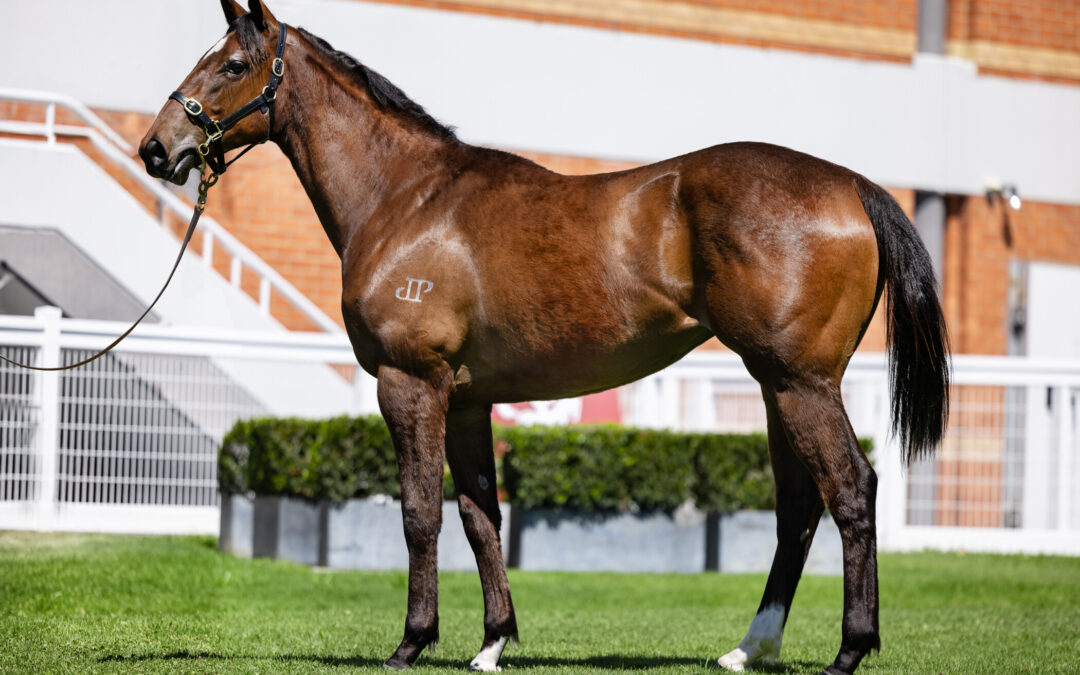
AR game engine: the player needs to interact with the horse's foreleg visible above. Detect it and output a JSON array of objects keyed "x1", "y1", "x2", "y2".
[
  {"x1": 769, "y1": 379, "x2": 880, "y2": 675},
  {"x1": 378, "y1": 365, "x2": 451, "y2": 670},
  {"x1": 445, "y1": 405, "x2": 518, "y2": 672},
  {"x1": 717, "y1": 393, "x2": 825, "y2": 671}
]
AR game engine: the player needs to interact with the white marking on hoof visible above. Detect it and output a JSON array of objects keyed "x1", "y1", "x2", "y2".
[
  {"x1": 716, "y1": 646, "x2": 749, "y2": 671},
  {"x1": 469, "y1": 636, "x2": 507, "y2": 672},
  {"x1": 717, "y1": 604, "x2": 785, "y2": 671}
]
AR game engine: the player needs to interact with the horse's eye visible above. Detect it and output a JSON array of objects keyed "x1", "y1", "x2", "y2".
[{"x1": 225, "y1": 60, "x2": 248, "y2": 75}]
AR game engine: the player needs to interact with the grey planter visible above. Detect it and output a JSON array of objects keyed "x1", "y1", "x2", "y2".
[
  {"x1": 326, "y1": 497, "x2": 511, "y2": 571},
  {"x1": 252, "y1": 495, "x2": 322, "y2": 566},
  {"x1": 513, "y1": 503, "x2": 707, "y2": 573},
  {"x1": 220, "y1": 494, "x2": 841, "y2": 576},
  {"x1": 218, "y1": 493, "x2": 254, "y2": 558},
  {"x1": 717, "y1": 510, "x2": 842, "y2": 576}
]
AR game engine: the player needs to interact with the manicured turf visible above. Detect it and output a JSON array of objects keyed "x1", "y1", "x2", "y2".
[{"x1": 1, "y1": 531, "x2": 1077, "y2": 673}]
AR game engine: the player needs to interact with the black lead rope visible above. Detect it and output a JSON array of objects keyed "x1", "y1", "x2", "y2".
[
  {"x1": 0, "y1": 24, "x2": 288, "y2": 373},
  {"x1": 0, "y1": 171, "x2": 213, "y2": 372}
]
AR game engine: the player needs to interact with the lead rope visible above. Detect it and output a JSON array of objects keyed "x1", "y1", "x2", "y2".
[{"x1": 0, "y1": 163, "x2": 219, "y2": 372}]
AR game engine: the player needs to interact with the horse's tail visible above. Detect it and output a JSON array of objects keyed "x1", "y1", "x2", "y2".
[{"x1": 853, "y1": 176, "x2": 950, "y2": 465}]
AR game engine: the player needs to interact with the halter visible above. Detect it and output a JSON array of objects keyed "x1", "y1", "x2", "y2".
[{"x1": 168, "y1": 22, "x2": 288, "y2": 175}]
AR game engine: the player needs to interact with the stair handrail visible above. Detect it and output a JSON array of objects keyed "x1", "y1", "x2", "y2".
[{"x1": 0, "y1": 87, "x2": 343, "y2": 334}]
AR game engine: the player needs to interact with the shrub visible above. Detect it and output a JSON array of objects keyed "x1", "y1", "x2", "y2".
[{"x1": 220, "y1": 416, "x2": 871, "y2": 512}]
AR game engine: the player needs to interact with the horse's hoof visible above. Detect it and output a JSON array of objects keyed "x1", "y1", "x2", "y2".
[
  {"x1": 382, "y1": 657, "x2": 411, "y2": 670},
  {"x1": 468, "y1": 636, "x2": 508, "y2": 672},
  {"x1": 715, "y1": 647, "x2": 748, "y2": 671}
]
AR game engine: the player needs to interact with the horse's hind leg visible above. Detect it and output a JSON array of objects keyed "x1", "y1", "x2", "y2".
[
  {"x1": 378, "y1": 365, "x2": 451, "y2": 670},
  {"x1": 717, "y1": 394, "x2": 825, "y2": 671},
  {"x1": 445, "y1": 405, "x2": 518, "y2": 672},
  {"x1": 763, "y1": 377, "x2": 879, "y2": 675}
]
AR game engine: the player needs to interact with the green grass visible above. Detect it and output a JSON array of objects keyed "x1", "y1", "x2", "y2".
[{"x1": 1, "y1": 532, "x2": 1078, "y2": 673}]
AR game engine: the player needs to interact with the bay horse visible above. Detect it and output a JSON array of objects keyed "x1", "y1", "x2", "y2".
[{"x1": 139, "y1": 2, "x2": 949, "y2": 673}]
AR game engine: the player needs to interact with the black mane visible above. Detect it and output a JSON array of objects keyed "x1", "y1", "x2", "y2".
[{"x1": 295, "y1": 26, "x2": 457, "y2": 140}]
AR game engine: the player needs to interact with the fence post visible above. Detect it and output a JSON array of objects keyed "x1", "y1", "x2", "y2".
[
  {"x1": 872, "y1": 375, "x2": 905, "y2": 551},
  {"x1": 34, "y1": 306, "x2": 62, "y2": 530},
  {"x1": 1056, "y1": 385, "x2": 1072, "y2": 531}
]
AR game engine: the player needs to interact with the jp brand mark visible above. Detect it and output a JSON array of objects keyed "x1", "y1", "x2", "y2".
[{"x1": 395, "y1": 277, "x2": 434, "y2": 303}]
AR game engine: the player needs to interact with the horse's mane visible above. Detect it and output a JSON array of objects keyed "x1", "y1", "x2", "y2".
[
  {"x1": 302, "y1": 27, "x2": 458, "y2": 140},
  {"x1": 230, "y1": 15, "x2": 456, "y2": 140}
]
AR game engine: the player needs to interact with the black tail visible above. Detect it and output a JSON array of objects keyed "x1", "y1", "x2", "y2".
[{"x1": 853, "y1": 176, "x2": 950, "y2": 465}]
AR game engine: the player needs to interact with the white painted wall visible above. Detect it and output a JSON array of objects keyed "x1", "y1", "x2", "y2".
[
  {"x1": 1028, "y1": 262, "x2": 1080, "y2": 359},
  {"x1": 2, "y1": 0, "x2": 1078, "y2": 204}
]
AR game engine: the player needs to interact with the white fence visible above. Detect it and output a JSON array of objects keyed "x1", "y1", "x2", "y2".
[
  {"x1": 0, "y1": 308, "x2": 374, "y2": 534},
  {"x1": 2, "y1": 310, "x2": 1078, "y2": 554}
]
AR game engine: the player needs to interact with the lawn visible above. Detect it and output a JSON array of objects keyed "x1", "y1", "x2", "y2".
[{"x1": 1, "y1": 531, "x2": 1077, "y2": 673}]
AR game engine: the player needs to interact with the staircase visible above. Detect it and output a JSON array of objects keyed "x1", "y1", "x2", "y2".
[{"x1": 0, "y1": 87, "x2": 369, "y2": 419}]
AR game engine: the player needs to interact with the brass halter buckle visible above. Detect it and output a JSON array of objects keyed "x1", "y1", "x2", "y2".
[
  {"x1": 183, "y1": 97, "x2": 203, "y2": 116},
  {"x1": 272, "y1": 57, "x2": 285, "y2": 78},
  {"x1": 197, "y1": 121, "x2": 224, "y2": 158}
]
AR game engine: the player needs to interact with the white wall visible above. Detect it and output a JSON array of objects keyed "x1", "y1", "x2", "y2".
[{"x1": 2, "y1": 0, "x2": 1079, "y2": 204}]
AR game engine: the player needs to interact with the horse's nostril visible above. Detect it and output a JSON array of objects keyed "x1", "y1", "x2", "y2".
[{"x1": 140, "y1": 137, "x2": 170, "y2": 175}]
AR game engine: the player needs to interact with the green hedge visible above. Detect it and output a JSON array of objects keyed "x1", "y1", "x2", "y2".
[
  {"x1": 220, "y1": 415, "x2": 871, "y2": 512},
  {"x1": 220, "y1": 415, "x2": 398, "y2": 502}
]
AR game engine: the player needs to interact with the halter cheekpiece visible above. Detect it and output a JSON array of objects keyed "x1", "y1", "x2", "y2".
[{"x1": 168, "y1": 22, "x2": 288, "y2": 175}]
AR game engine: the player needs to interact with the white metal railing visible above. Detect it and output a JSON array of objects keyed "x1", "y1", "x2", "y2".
[
  {"x1": 0, "y1": 87, "x2": 342, "y2": 333},
  {"x1": 2, "y1": 309, "x2": 1078, "y2": 553},
  {"x1": 0, "y1": 308, "x2": 373, "y2": 534},
  {"x1": 628, "y1": 351, "x2": 1080, "y2": 555}
]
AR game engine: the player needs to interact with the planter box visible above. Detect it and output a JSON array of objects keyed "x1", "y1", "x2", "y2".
[
  {"x1": 326, "y1": 497, "x2": 511, "y2": 571},
  {"x1": 513, "y1": 503, "x2": 707, "y2": 573},
  {"x1": 717, "y1": 510, "x2": 842, "y2": 576},
  {"x1": 220, "y1": 495, "x2": 840, "y2": 576},
  {"x1": 218, "y1": 494, "x2": 254, "y2": 558},
  {"x1": 252, "y1": 495, "x2": 322, "y2": 566}
]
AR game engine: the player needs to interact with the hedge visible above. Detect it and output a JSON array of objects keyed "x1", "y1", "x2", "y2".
[{"x1": 220, "y1": 415, "x2": 871, "y2": 512}]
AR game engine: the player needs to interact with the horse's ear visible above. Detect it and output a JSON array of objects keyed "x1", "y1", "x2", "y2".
[
  {"x1": 247, "y1": 0, "x2": 278, "y2": 29},
  {"x1": 220, "y1": 0, "x2": 245, "y2": 24}
]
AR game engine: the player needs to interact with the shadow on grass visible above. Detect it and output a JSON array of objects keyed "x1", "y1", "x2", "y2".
[
  {"x1": 99, "y1": 650, "x2": 823, "y2": 672},
  {"x1": 99, "y1": 651, "x2": 385, "y2": 668}
]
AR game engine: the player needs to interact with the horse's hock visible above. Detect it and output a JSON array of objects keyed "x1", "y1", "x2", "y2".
[{"x1": 220, "y1": 494, "x2": 842, "y2": 575}]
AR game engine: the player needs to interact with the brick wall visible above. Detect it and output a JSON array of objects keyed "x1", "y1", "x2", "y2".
[
  {"x1": 365, "y1": 0, "x2": 1080, "y2": 82},
  {"x1": 943, "y1": 195, "x2": 1080, "y2": 355}
]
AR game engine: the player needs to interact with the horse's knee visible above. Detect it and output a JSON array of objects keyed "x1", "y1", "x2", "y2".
[{"x1": 401, "y1": 500, "x2": 441, "y2": 551}]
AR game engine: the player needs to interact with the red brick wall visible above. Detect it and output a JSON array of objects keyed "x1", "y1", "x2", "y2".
[
  {"x1": 943, "y1": 194, "x2": 1080, "y2": 355},
  {"x1": 949, "y1": 0, "x2": 1080, "y2": 52},
  {"x1": 365, "y1": 0, "x2": 1080, "y2": 83}
]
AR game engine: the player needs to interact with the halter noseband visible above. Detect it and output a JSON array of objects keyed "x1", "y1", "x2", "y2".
[{"x1": 168, "y1": 22, "x2": 288, "y2": 175}]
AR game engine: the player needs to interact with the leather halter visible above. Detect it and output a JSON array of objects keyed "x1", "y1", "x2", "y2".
[{"x1": 169, "y1": 22, "x2": 288, "y2": 175}]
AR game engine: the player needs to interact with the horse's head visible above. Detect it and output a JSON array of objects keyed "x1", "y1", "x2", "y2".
[{"x1": 139, "y1": 0, "x2": 284, "y2": 184}]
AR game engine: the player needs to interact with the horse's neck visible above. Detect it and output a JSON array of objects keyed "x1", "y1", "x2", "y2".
[{"x1": 272, "y1": 58, "x2": 453, "y2": 257}]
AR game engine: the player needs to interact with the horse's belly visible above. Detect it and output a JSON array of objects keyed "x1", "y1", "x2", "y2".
[{"x1": 455, "y1": 317, "x2": 713, "y2": 404}]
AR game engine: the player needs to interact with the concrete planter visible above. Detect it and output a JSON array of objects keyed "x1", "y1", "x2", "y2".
[
  {"x1": 218, "y1": 493, "x2": 254, "y2": 558},
  {"x1": 717, "y1": 511, "x2": 842, "y2": 576},
  {"x1": 325, "y1": 497, "x2": 511, "y2": 571},
  {"x1": 511, "y1": 504, "x2": 707, "y2": 573},
  {"x1": 220, "y1": 495, "x2": 841, "y2": 575},
  {"x1": 252, "y1": 495, "x2": 322, "y2": 566}
]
